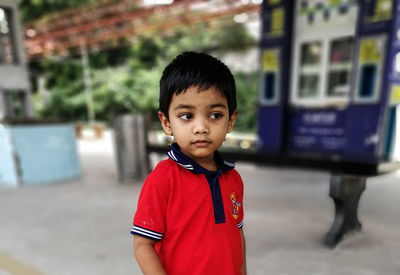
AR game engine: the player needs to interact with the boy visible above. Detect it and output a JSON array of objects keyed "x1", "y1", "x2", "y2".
[{"x1": 131, "y1": 52, "x2": 246, "y2": 275}]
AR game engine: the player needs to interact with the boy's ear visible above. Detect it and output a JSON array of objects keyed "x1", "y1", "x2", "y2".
[
  {"x1": 158, "y1": 111, "x2": 173, "y2": 135},
  {"x1": 227, "y1": 110, "x2": 238, "y2": 133}
]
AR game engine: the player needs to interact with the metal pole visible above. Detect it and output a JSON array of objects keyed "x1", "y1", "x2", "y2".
[
  {"x1": 0, "y1": 88, "x2": 6, "y2": 120},
  {"x1": 80, "y1": 39, "x2": 95, "y2": 125}
]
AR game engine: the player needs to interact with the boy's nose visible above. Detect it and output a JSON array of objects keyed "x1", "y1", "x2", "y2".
[{"x1": 193, "y1": 118, "x2": 209, "y2": 134}]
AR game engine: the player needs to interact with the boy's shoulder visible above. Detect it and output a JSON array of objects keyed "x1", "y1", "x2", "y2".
[
  {"x1": 146, "y1": 158, "x2": 182, "y2": 180},
  {"x1": 149, "y1": 158, "x2": 176, "y2": 175},
  {"x1": 141, "y1": 159, "x2": 177, "y2": 190}
]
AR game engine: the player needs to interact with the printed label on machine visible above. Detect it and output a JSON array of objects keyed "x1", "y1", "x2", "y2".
[{"x1": 288, "y1": 109, "x2": 347, "y2": 154}]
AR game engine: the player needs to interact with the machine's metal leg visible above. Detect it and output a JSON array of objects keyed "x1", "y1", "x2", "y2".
[{"x1": 324, "y1": 174, "x2": 366, "y2": 248}]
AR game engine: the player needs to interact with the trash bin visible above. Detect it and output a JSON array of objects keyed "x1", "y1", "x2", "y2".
[{"x1": 113, "y1": 114, "x2": 149, "y2": 181}]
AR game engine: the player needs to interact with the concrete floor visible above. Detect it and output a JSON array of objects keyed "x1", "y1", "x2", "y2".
[{"x1": 0, "y1": 131, "x2": 399, "y2": 275}]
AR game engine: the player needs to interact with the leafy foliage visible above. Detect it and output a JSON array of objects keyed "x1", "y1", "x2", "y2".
[
  {"x1": 18, "y1": 0, "x2": 95, "y2": 22},
  {"x1": 34, "y1": 22, "x2": 259, "y2": 131},
  {"x1": 234, "y1": 72, "x2": 259, "y2": 132}
]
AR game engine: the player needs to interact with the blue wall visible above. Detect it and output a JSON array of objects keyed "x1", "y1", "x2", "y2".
[
  {"x1": 0, "y1": 127, "x2": 19, "y2": 186},
  {"x1": 0, "y1": 124, "x2": 81, "y2": 186}
]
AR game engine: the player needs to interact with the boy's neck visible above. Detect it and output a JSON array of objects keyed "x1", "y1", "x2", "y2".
[
  {"x1": 173, "y1": 143, "x2": 219, "y2": 172},
  {"x1": 185, "y1": 152, "x2": 218, "y2": 172},
  {"x1": 196, "y1": 158, "x2": 218, "y2": 172}
]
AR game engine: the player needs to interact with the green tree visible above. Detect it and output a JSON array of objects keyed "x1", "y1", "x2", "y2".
[
  {"x1": 18, "y1": 0, "x2": 95, "y2": 23},
  {"x1": 36, "y1": 22, "x2": 258, "y2": 132},
  {"x1": 234, "y1": 72, "x2": 258, "y2": 132}
]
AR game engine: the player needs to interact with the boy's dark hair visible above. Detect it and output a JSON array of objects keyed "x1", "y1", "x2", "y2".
[{"x1": 159, "y1": 52, "x2": 237, "y2": 118}]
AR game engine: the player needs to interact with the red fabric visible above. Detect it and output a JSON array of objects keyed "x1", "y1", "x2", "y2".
[{"x1": 133, "y1": 159, "x2": 244, "y2": 275}]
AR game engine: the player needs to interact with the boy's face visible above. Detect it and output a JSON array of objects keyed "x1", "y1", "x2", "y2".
[{"x1": 159, "y1": 85, "x2": 237, "y2": 168}]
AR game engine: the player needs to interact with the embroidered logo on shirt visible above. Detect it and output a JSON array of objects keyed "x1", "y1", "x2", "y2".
[{"x1": 230, "y1": 192, "x2": 241, "y2": 219}]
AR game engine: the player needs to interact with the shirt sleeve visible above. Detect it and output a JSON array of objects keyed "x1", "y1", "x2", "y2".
[
  {"x1": 236, "y1": 171, "x2": 244, "y2": 230},
  {"x1": 131, "y1": 165, "x2": 171, "y2": 241}
]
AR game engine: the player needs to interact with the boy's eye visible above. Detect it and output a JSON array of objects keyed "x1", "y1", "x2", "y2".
[
  {"x1": 179, "y1": 113, "x2": 193, "y2": 120},
  {"x1": 210, "y1": 113, "x2": 223, "y2": 119}
]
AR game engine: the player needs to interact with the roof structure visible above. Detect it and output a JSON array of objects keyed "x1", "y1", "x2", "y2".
[{"x1": 23, "y1": 0, "x2": 260, "y2": 60}]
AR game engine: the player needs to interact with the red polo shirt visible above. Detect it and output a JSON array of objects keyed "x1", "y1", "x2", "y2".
[{"x1": 131, "y1": 144, "x2": 244, "y2": 275}]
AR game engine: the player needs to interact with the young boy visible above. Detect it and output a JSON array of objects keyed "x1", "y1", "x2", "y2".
[{"x1": 131, "y1": 52, "x2": 246, "y2": 275}]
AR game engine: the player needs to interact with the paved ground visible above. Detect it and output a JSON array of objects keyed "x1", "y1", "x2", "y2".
[{"x1": 0, "y1": 130, "x2": 399, "y2": 275}]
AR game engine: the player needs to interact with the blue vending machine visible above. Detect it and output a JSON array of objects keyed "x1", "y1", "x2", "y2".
[
  {"x1": 258, "y1": 0, "x2": 294, "y2": 154},
  {"x1": 259, "y1": 0, "x2": 400, "y2": 168},
  {"x1": 344, "y1": 0, "x2": 400, "y2": 164},
  {"x1": 258, "y1": 0, "x2": 400, "y2": 247}
]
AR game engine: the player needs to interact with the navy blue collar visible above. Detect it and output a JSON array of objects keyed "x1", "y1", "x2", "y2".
[{"x1": 167, "y1": 143, "x2": 235, "y2": 174}]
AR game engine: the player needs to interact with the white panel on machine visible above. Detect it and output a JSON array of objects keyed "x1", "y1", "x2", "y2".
[{"x1": 291, "y1": 0, "x2": 359, "y2": 107}]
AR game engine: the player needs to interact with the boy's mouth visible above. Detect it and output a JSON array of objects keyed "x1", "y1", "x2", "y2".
[{"x1": 193, "y1": 140, "x2": 211, "y2": 147}]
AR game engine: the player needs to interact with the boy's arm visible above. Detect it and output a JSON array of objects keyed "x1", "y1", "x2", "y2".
[
  {"x1": 240, "y1": 228, "x2": 247, "y2": 275},
  {"x1": 134, "y1": 235, "x2": 167, "y2": 275}
]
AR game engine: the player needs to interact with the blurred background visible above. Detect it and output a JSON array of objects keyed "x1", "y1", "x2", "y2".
[
  {"x1": 1, "y1": 0, "x2": 400, "y2": 274},
  {"x1": 22, "y1": 0, "x2": 260, "y2": 136}
]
